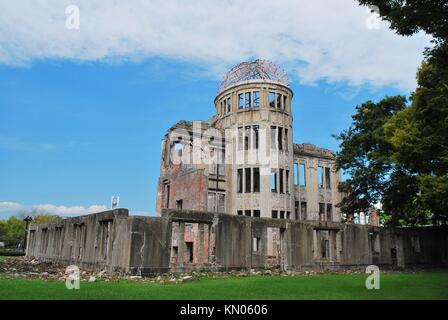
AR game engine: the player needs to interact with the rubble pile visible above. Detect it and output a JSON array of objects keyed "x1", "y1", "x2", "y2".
[{"x1": 0, "y1": 256, "x2": 374, "y2": 284}]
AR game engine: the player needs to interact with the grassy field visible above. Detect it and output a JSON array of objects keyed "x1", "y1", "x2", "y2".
[
  {"x1": 0, "y1": 256, "x2": 10, "y2": 262},
  {"x1": 0, "y1": 270, "x2": 447, "y2": 300}
]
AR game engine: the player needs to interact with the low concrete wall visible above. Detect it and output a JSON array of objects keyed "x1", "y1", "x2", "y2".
[
  {"x1": 26, "y1": 208, "x2": 448, "y2": 275},
  {"x1": 27, "y1": 209, "x2": 132, "y2": 272}
]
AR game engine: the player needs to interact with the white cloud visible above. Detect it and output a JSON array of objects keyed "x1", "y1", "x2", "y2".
[
  {"x1": 31, "y1": 204, "x2": 108, "y2": 216},
  {"x1": 0, "y1": 201, "x2": 108, "y2": 217},
  {"x1": 0, "y1": 201, "x2": 23, "y2": 212},
  {"x1": 0, "y1": 0, "x2": 431, "y2": 90}
]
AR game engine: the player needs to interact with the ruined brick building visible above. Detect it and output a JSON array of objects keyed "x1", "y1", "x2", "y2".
[
  {"x1": 25, "y1": 61, "x2": 448, "y2": 275},
  {"x1": 156, "y1": 60, "x2": 343, "y2": 222}
]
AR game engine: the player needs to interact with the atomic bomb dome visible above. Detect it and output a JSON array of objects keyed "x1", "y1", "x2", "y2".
[{"x1": 217, "y1": 59, "x2": 290, "y2": 95}]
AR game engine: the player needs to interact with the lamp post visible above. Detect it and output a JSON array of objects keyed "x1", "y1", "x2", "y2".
[{"x1": 23, "y1": 216, "x2": 33, "y2": 253}]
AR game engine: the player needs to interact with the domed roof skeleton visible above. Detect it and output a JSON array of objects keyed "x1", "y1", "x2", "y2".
[{"x1": 217, "y1": 60, "x2": 290, "y2": 95}]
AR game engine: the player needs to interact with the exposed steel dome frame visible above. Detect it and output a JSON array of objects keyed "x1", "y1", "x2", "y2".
[{"x1": 217, "y1": 59, "x2": 289, "y2": 95}]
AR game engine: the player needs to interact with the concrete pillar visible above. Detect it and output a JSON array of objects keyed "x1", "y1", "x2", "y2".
[
  {"x1": 178, "y1": 222, "x2": 185, "y2": 267},
  {"x1": 197, "y1": 223, "x2": 205, "y2": 266}
]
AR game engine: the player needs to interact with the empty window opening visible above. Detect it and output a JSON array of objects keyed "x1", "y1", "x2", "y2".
[
  {"x1": 237, "y1": 169, "x2": 243, "y2": 193},
  {"x1": 266, "y1": 227, "x2": 282, "y2": 268},
  {"x1": 301, "y1": 202, "x2": 307, "y2": 220},
  {"x1": 318, "y1": 166, "x2": 324, "y2": 188},
  {"x1": 269, "y1": 92, "x2": 276, "y2": 108},
  {"x1": 245, "y1": 92, "x2": 252, "y2": 109},
  {"x1": 299, "y1": 163, "x2": 306, "y2": 186},
  {"x1": 284, "y1": 129, "x2": 288, "y2": 152},
  {"x1": 322, "y1": 239, "x2": 330, "y2": 258},
  {"x1": 286, "y1": 211, "x2": 291, "y2": 220},
  {"x1": 171, "y1": 246, "x2": 178, "y2": 264},
  {"x1": 279, "y1": 168, "x2": 284, "y2": 193},
  {"x1": 294, "y1": 162, "x2": 299, "y2": 186},
  {"x1": 253, "y1": 91, "x2": 260, "y2": 108},
  {"x1": 245, "y1": 210, "x2": 251, "y2": 217},
  {"x1": 163, "y1": 182, "x2": 170, "y2": 209},
  {"x1": 326, "y1": 204, "x2": 332, "y2": 221},
  {"x1": 325, "y1": 167, "x2": 331, "y2": 189},
  {"x1": 285, "y1": 170, "x2": 290, "y2": 194},
  {"x1": 176, "y1": 199, "x2": 183, "y2": 210},
  {"x1": 244, "y1": 126, "x2": 251, "y2": 150},
  {"x1": 271, "y1": 170, "x2": 278, "y2": 193},
  {"x1": 280, "y1": 211, "x2": 285, "y2": 219},
  {"x1": 253, "y1": 125, "x2": 259, "y2": 149},
  {"x1": 252, "y1": 237, "x2": 261, "y2": 252},
  {"x1": 253, "y1": 210, "x2": 260, "y2": 218},
  {"x1": 272, "y1": 210, "x2": 278, "y2": 219},
  {"x1": 173, "y1": 141, "x2": 183, "y2": 151},
  {"x1": 245, "y1": 168, "x2": 251, "y2": 193},
  {"x1": 270, "y1": 126, "x2": 277, "y2": 149},
  {"x1": 278, "y1": 127, "x2": 283, "y2": 150},
  {"x1": 237, "y1": 210, "x2": 243, "y2": 216},
  {"x1": 185, "y1": 242, "x2": 194, "y2": 263},
  {"x1": 295, "y1": 201, "x2": 300, "y2": 220},
  {"x1": 319, "y1": 203, "x2": 326, "y2": 221},
  {"x1": 283, "y1": 95, "x2": 287, "y2": 112},
  {"x1": 253, "y1": 168, "x2": 260, "y2": 192},
  {"x1": 276, "y1": 93, "x2": 282, "y2": 109}
]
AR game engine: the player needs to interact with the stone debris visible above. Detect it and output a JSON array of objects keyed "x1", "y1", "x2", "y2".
[
  {"x1": 1, "y1": 256, "x2": 397, "y2": 284},
  {"x1": 181, "y1": 275, "x2": 193, "y2": 281}
]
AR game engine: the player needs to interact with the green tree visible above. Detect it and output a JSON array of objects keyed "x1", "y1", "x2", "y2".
[
  {"x1": 4, "y1": 216, "x2": 26, "y2": 245},
  {"x1": 358, "y1": 0, "x2": 448, "y2": 42},
  {"x1": 384, "y1": 61, "x2": 448, "y2": 223},
  {"x1": 334, "y1": 96, "x2": 410, "y2": 224},
  {"x1": 31, "y1": 214, "x2": 62, "y2": 224},
  {"x1": 336, "y1": 1, "x2": 448, "y2": 225},
  {"x1": 0, "y1": 220, "x2": 6, "y2": 240},
  {"x1": 16, "y1": 208, "x2": 62, "y2": 224}
]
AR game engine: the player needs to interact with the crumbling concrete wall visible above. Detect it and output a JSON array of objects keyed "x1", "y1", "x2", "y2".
[
  {"x1": 26, "y1": 208, "x2": 448, "y2": 275},
  {"x1": 26, "y1": 209, "x2": 132, "y2": 273},
  {"x1": 128, "y1": 216, "x2": 171, "y2": 276}
]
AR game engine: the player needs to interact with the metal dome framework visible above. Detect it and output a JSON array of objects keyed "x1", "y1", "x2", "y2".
[{"x1": 217, "y1": 60, "x2": 289, "y2": 95}]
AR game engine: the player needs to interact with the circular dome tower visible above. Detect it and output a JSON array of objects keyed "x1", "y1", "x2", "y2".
[{"x1": 215, "y1": 60, "x2": 294, "y2": 219}]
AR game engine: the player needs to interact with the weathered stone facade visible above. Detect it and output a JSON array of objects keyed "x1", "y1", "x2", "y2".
[
  {"x1": 26, "y1": 209, "x2": 448, "y2": 275},
  {"x1": 156, "y1": 60, "x2": 344, "y2": 223},
  {"x1": 25, "y1": 60, "x2": 448, "y2": 275}
]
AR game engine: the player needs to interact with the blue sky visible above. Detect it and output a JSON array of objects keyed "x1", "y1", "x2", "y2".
[
  {"x1": 0, "y1": 58, "x2": 404, "y2": 218},
  {"x1": 0, "y1": 1, "x2": 428, "y2": 218}
]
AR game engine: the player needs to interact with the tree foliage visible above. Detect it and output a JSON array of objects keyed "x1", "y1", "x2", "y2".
[
  {"x1": 335, "y1": 1, "x2": 448, "y2": 225},
  {"x1": 358, "y1": 0, "x2": 448, "y2": 43},
  {"x1": 0, "y1": 216, "x2": 26, "y2": 245},
  {"x1": 0, "y1": 210, "x2": 62, "y2": 246}
]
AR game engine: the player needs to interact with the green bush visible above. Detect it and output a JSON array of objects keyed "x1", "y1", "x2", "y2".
[{"x1": 0, "y1": 249, "x2": 25, "y2": 257}]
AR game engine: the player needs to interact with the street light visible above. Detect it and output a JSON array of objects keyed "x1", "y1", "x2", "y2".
[{"x1": 23, "y1": 216, "x2": 33, "y2": 253}]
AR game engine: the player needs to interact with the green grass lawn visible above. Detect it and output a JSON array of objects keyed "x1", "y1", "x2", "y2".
[
  {"x1": 1, "y1": 270, "x2": 448, "y2": 300},
  {"x1": 0, "y1": 256, "x2": 10, "y2": 262}
]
